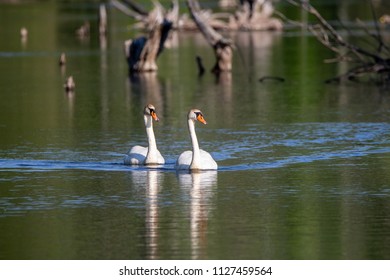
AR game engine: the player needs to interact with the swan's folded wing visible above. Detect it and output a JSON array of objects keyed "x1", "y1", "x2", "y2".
[
  {"x1": 200, "y1": 149, "x2": 218, "y2": 170},
  {"x1": 124, "y1": 145, "x2": 147, "y2": 165},
  {"x1": 175, "y1": 150, "x2": 193, "y2": 169}
]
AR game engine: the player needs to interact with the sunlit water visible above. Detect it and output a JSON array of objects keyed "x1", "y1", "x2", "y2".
[{"x1": 1, "y1": 1, "x2": 390, "y2": 260}]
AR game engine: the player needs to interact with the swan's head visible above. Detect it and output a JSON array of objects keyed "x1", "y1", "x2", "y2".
[
  {"x1": 188, "y1": 109, "x2": 207, "y2": 124},
  {"x1": 144, "y1": 104, "x2": 159, "y2": 122}
]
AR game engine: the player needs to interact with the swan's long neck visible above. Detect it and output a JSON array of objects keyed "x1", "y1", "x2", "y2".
[
  {"x1": 145, "y1": 114, "x2": 158, "y2": 162},
  {"x1": 188, "y1": 119, "x2": 201, "y2": 169}
]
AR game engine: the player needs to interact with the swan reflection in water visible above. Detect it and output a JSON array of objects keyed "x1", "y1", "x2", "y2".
[
  {"x1": 131, "y1": 170, "x2": 164, "y2": 259},
  {"x1": 177, "y1": 171, "x2": 218, "y2": 259},
  {"x1": 130, "y1": 170, "x2": 217, "y2": 259}
]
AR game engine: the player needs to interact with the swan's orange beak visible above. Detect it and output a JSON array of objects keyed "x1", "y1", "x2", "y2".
[
  {"x1": 197, "y1": 114, "x2": 207, "y2": 124},
  {"x1": 151, "y1": 111, "x2": 159, "y2": 122}
]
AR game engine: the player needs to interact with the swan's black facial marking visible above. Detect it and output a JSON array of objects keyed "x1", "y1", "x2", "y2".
[
  {"x1": 194, "y1": 111, "x2": 207, "y2": 124},
  {"x1": 144, "y1": 104, "x2": 159, "y2": 121},
  {"x1": 145, "y1": 105, "x2": 154, "y2": 114},
  {"x1": 194, "y1": 111, "x2": 202, "y2": 118}
]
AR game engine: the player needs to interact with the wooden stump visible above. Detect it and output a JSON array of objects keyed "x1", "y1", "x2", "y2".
[{"x1": 124, "y1": 3, "x2": 174, "y2": 72}]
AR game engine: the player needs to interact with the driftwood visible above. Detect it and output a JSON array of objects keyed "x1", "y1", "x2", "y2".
[
  {"x1": 284, "y1": 0, "x2": 390, "y2": 83},
  {"x1": 121, "y1": 1, "x2": 175, "y2": 72},
  {"x1": 188, "y1": 0, "x2": 234, "y2": 73}
]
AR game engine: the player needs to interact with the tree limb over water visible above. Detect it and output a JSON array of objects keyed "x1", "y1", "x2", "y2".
[{"x1": 283, "y1": 0, "x2": 390, "y2": 84}]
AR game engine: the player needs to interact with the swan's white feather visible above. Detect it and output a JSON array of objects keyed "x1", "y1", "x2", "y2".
[
  {"x1": 175, "y1": 109, "x2": 217, "y2": 171},
  {"x1": 123, "y1": 104, "x2": 165, "y2": 166},
  {"x1": 124, "y1": 145, "x2": 148, "y2": 165},
  {"x1": 175, "y1": 149, "x2": 217, "y2": 170}
]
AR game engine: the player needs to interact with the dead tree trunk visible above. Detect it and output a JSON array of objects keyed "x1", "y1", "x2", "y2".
[
  {"x1": 99, "y1": 4, "x2": 107, "y2": 36},
  {"x1": 121, "y1": 1, "x2": 175, "y2": 72},
  {"x1": 187, "y1": 0, "x2": 234, "y2": 73}
]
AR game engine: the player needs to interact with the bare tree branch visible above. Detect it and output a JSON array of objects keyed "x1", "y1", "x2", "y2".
[
  {"x1": 284, "y1": 0, "x2": 390, "y2": 83},
  {"x1": 287, "y1": 0, "x2": 384, "y2": 62},
  {"x1": 111, "y1": 0, "x2": 145, "y2": 20}
]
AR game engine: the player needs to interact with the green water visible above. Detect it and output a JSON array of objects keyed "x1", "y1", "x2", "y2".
[{"x1": 0, "y1": 1, "x2": 390, "y2": 260}]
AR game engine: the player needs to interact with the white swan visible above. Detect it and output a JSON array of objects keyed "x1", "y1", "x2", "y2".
[
  {"x1": 124, "y1": 104, "x2": 165, "y2": 165},
  {"x1": 175, "y1": 109, "x2": 218, "y2": 170}
]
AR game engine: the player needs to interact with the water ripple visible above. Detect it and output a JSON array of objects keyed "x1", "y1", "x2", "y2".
[{"x1": 0, "y1": 122, "x2": 389, "y2": 173}]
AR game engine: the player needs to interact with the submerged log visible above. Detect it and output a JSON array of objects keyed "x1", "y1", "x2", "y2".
[{"x1": 187, "y1": 0, "x2": 234, "y2": 73}]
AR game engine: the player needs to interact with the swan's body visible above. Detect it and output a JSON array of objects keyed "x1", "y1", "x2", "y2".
[
  {"x1": 124, "y1": 104, "x2": 165, "y2": 165},
  {"x1": 175, "y1": 109, "x2": 218, "y2": 171}
]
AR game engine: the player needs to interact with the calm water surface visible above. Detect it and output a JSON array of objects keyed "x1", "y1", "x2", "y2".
[{"x1": 1, "y1": 1, "x2": 390, "y2": 259}]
